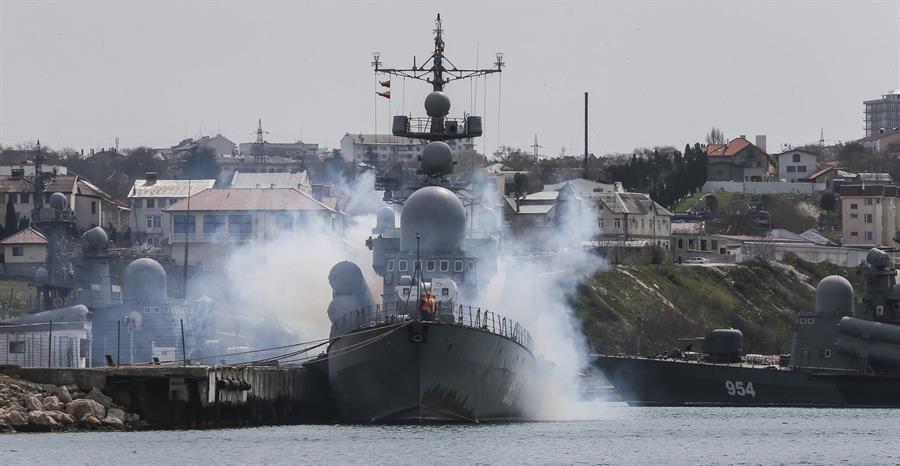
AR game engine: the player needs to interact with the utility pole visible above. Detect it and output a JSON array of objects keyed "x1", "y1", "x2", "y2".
[{"x1": 584, "y1": 92, "x2": 589, "y2": 175}]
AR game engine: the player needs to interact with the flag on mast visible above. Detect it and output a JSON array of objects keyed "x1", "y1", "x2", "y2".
[
  {"x1": 379, "y1": 79, "x2": 391, "y2": 88},
  {"x1": 377, "y1": 90, "x2": 391, "y2": 99}
]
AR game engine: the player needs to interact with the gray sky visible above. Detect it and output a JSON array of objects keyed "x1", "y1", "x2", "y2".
[{"x1": 1, "y1": 0, "x2": 898, "y2": 156}]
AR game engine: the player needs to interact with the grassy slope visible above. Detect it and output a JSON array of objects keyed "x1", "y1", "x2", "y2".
[
  {"x1": 573, "y1": 258, "x2": 861, "y2": 356},
  {"x1": 0, "y1": 278, "x2": 36, "y2": 314}
]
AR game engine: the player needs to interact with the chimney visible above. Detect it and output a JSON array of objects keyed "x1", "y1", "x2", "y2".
[
  {"x1": 755, "y1": 135, "x2": 767, "y2": 153},
  {"x1": 145, "y1": 172, "x2": 158, "y2": 184},
  {"x1": 739, "y1": 134, "x2": 746, "y2": 139}
]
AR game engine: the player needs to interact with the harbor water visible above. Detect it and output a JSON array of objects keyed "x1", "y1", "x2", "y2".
[{"x1": 1, "y1": 402, "x2": 898, "y2": 465}]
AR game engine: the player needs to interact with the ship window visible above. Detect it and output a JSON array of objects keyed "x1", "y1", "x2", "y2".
[
  {"x1": 387, "y1": 260, "x2": 394, "y2": 272},
  {"x1": 467, "y1": 260, "x2": 475, "y2": 272},
  {"x1": 807, "y1": 318, "x2": 814, "y2": 325},
  {"x1": 426, "y1": 260, "x2": 435, "y2": 272},
  {"x1": 398, "y1": 260, "x2": 408, "y2": 272},
  {"x1": 824, "y1": 349, "x2": 832, "y2": 358},
  {"x1": 439, "y1": 260, "x2": 449, "y2": 272},
  {"x1": 876, "y1": 305, "x2": 884, "y2": 316},
  {"x1": 442, "y1": 288, "x2": 449, "y2": 297},
  {"x1": 799, "y1": 318, "x2": 807, "y2": 324},
  {"x1": 454, "y1": 260, "x2": 464, "y2": 272},
  {"x1": 143, "y1": 306, "x2": 161, "y2": 313}
]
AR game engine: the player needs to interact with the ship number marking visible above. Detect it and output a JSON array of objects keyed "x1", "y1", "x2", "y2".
[{"x1": 724, "y1": 380, "x2": 756, "y2": 397}]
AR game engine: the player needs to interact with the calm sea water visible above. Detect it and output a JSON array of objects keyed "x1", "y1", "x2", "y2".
[{"x1": 1, "y1": 403, "x2": 897, "y2": 465}]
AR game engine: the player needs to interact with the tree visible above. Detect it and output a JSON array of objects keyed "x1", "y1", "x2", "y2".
[
  {"x1": 705, "y1": 127, "x2": 725, "y2": 145},
  {"x1": 4, "y1": 197, "x2": 17, "y2": 237},
  {"x1": 819, "y1": 192, "x2": 837, "y2": 212},
  {"x1": 17, "y1": 215, "x2": 29, "y2": 231},
  {"x1": 180, "y1": 147, "x2": 220, "y2": 180}
]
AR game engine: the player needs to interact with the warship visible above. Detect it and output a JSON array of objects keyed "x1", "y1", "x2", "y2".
[
  {"x1": 319, "y1": 15, "x2": 540, "y2": 423},
  {"x1": 593, "y1": 244, "x2": 900, "y2": 407}
]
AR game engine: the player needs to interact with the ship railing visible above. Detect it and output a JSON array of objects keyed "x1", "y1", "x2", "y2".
[{"x1": 335, "y1": 303, "x2": 533, "y2": 353}]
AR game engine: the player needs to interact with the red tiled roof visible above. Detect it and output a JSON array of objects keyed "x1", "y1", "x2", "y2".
[
  {"x1": 704, "y1": 137, "x2": 758, "y2": 157},
  {"x1": 164, "y1": 188, "x2": 336, "y2": 212},
  {"x1": 803, "y1": 166, "x2": 834, "y2": 181},
  {"x1": 0, "y1": 227, "x2": 48, "y2": 245}
]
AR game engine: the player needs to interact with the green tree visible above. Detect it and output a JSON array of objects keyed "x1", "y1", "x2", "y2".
[
  {"x1": 4, "y1": 197, "x2": 17, "y2": 237},
  {"x1": 181, "y1": 147, "x2": 220, "y2": 180},
  {"x1": 819, "y1": 192, "x2": 837, "y2": 212}
]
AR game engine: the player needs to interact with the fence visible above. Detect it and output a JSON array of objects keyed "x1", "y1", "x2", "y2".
[{"x1": 332, "y1": 302, "x2": 534, "y2": 353}]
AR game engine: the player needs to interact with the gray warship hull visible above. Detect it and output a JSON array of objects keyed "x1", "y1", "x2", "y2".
[
  {"x1": 594, "y1": 355, "x2": 900, "y2": 407},
  {"x1": 328, "y1": 321, "x2": 538, "y2": 422}
]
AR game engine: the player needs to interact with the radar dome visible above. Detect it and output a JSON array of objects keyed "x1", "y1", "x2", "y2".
[
  {"x1": 34, "y1": 266, "x2": 48, "y2": 286},
  {"x1": 328, "y1": 261, "x2": 365, "y2": 296},
  {"x1": 123, "y1": 258, "x2": 167, "y2": 302},
  {"x1": 866, "y1": 248, "x2": 892, "y2": 268},
  {"x1": 375, "y1": 206, "x2": 395, "y2": 233},
  {"x1": 421, "y1": 141, "x2": 453, "y2": 176},
  {"x1": 49, "y1": 192, "x2": 67, "y2": 210},
  {"x1": 80, "y1": 227, "x2": 108, "y2": 250},
  {"x1": 400, "y1": 186, "x2": 466, "y2": 253},
  {"x1": 424, "y1": 91, "x2": 451, "y2": 117},
  {"x1": 815, "y1": 275, "x2": 854, "y2": 316}
]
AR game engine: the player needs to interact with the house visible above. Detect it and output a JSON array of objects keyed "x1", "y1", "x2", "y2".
[
  {"x1": 803, "y1": 166, "x2": 838, "y2": 191},
  {"x1": 0, "y1": 227, "x2": 47, "y2": 277},
  {"x1": 0, "y1": 175, "x2": 129, "y2": 234},
  {"x1": 502, "y1": 191, "x2": 557, "y2": 235},
  {"x1": 163, "y1": 188, "x2": 341, "y2": 268},
  {"x1": 858, "y1": 128, "x2": 900, "y2": 153},
  {"x1": 704, "y1": 136, "x2": 774, "y2": 182},
  {"x1": 170, "y1": 134, "x2": 237, "y2": 157},
  {"x1": 775, "y1": 149, "x2": 819, "y2": 182},
  {"x1": 216, "y1": 156, "x2": 306, "y2": 182},
  {"x1": 230, "y1": 171, "x2": 312, "y2": 193},
  {"x1": 127, "y1": 175, "x2": 216, "y2": 245},
  {"x1": 543, "y1": 178, "x2": 619, "y2": 196},
  {"x1": 340, "y1": 133, "x2": 474, "y2": 164},
  {"x1": 238, "y1": 141, "x2": 319, "y2": 160},
  {"x1": 839, "y1": 184, "x2": 899, "y2": 248},
  {"x1": 595, "y1": 191, "x2": 673, "y2": 249}
]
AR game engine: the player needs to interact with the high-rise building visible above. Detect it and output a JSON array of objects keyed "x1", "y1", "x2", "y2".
[{"x1": 864, "y1": 90, "x2": 900, "y2": 137}]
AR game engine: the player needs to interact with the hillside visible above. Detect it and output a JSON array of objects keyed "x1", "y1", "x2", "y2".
[{"x1": 573, "y1": 256, "x2": 862, "y2": 356}]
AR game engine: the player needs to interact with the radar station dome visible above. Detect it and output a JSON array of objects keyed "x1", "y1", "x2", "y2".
[
  {"x1": 815, "y1": 275, "x2": 854, "y2": 317},
  {"x1": 328, "y1": 261, "x2": 365, "y2": 296},
  {"x1": 123, "y1": 258, "x2": 167, "y2": 303},
  {"x1": 424, "y1": 91, "x2": 451, "y2": 117},
  {"x1": 49, "y1": 192, "x2": 67, "y2": 210},
  {"x1": 80, "y1": 227, "x2": 108, "y2": 250},
  {"x1": 421, "y1": 141, "x2": 453, "y2": 176},
  {"x1": 375, "y1": 206, "x2": 396, "y2": 233},
  {"x1": 400, "y1": 186, "x2": 466, "y2": 253}
]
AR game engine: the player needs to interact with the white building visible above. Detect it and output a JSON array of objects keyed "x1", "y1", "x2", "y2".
[
  {"x1": 127, "y1": 176, "x2": 216, "y2": 245},
  {"x1": 230, "y1": 171, "x2": 312, "y2": 194},
  {"x1": 775, "y1": 149, "x2": 819, "y2": 182},
  {"x1": 595, "y1": 191, "x2": 673, "y2": 249},
  {"x1": 0, "y1": 306, "x2": 92, "y2": 368}
]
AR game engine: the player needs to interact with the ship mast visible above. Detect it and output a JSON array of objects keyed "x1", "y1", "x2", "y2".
[{"x1": 372, "y1": 13, "x2": 503, "y2": 141}]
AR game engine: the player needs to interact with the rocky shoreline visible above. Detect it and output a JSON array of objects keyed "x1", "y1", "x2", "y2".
[{"x1": 0, "y1": 374, "x2": 145, "y2": 433}]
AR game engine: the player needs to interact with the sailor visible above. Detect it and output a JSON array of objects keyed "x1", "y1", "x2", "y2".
[{"x1": 421, "y1": 291, "x2": 435, "y2": 321}]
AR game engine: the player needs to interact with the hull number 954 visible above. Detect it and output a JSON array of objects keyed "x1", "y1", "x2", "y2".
[{"x1": 724, "y1": 380, "x2": 756, "y2": 397}]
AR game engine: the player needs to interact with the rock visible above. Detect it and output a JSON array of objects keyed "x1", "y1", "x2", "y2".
[
  {"x1": 42, "y1": 395, "x2": 64, "y2": 412},
  {"x1": 3, "y1": 410, "x2": 27, "y2": 427},
  {"x1": 27, "y1": 411, "x2": 58, "y2": 431},
  {"x1": 6, "y1": 402, "x2": 24, "y2": 413},
  {"x1": 66, "y1": 399, "x2": 106, "y2": 421},
  {"x1": 80, "y1": 415, "x2": 102, "y2": 428},
  {"x1": 124, "y1": 412, "x2": 140, "y2": 424},
  {"x1": 86, "y1": 387, "x2": 113, "y2": 409},
  {"x1": 55, "y1": 412, "x2": 75, "y2": 425},
  {"x1": 54, "y1": 386, "x2": 73, "y2": 404},
  {"x1": 42, "y1": 384, "x2": 58, "y2": 395},
  {"x1": 101, "y1": 416, "x2": 124, "y2": 429},
  {"x1": 106, "y1": 407, "x2": 125, "y2": 423},
  {"x1": 24, "y1": 395, "x2": 42, "y2": 412}
]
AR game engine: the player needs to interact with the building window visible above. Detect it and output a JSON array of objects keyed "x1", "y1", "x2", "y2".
[
  {"x1": 850, "y1": 231, "x2": 858, "y2": 237},
  {"x1": 8, "y1": 341, "x2": 25, "y2": 354},
  {"x1": 797, "y1": 165, "x2": 807, "y2": 172},
  {"x1": 865, "y1": 231, "x2": 873, "y2": 241},
  {"x1": 228, "y1": 214, "x2": 252, "y2": 235},
  {"x1": 387, "y1": 259, "x2": 394, "y2": 272},
  {"x1": 276, "y1": 215, "x2": 292, "y2": 230},
  {"x1": 614, "y1": 219, "x2": 621, "y2": 229},
  {"x1": 146, "y1": 198, "x2": 155, "y2": 208},
  {"x1": 173, "y1": 215, "x2": 196, "y2": 234},
  {"x1": 11, "y1": 246, "x2": 23, "y2": 257},
  {"x1": 146, "y1": 215, "x2": 161, "y2": 228},
  {"x1": 850, "y1": 213, "x2": 858, "y2": 219},
  {"x1": 864, "y1": 214, "x2": 873, "y2": 224},
  {"x1": 203, "y1": 215, "x2": 225, "y2": 234},
  {"x1": 786, "y1": 166, "x2": 796, "y2": 173},
  {"x1": 91, "y1": 284, "x2": 101, "y2": 298},
  {"x1": 440, "y1": 260, "x2": 450, "y2": 272},
  {"x1": 792, "y1": 153, "x2": 801, "y2": 162},
  {"x1": 398, "y1": 260, "x2": 408, "y2": 272},
  {"x1": 850, "y1": 203, "x2": 858, "y2": 209},
  {"x1": 111, "y1": 285, "x2": 122, "y2": 301},
  {"x1": 91, "y1": 201, "x2": 97, "y2": 214},
  {"x1": 454, "y1": 260, "x2": 464, "y2": 272},
  {"x1": 143, "y1": 306, "x2": 161, "y2": 313},
  {"x1": 426, "y1": 260, "x2": 435, "y2": 272},
  {"x1": 865, "y1": 198, "x2": 874, "y2": 206}
]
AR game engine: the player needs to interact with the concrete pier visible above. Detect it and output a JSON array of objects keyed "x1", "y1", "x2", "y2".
[{"x1": 0, "y1": 363, "x2": 334, "y2": 429}]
